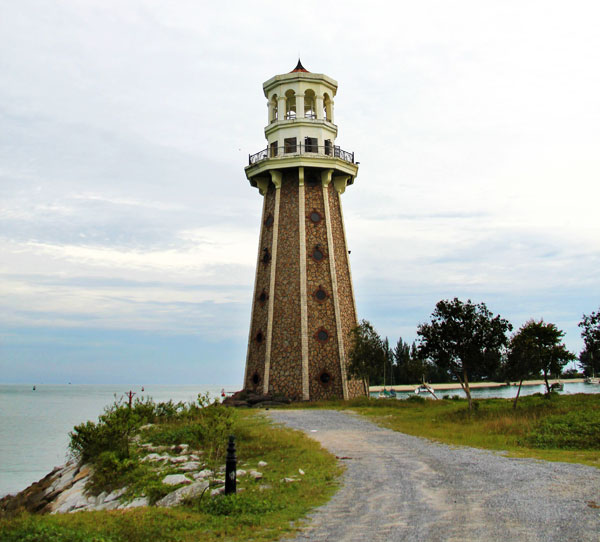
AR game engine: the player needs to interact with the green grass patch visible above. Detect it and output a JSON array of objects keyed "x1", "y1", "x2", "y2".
[{"x1": 1, "y1": 407, "x2": 342, "y2": 542}]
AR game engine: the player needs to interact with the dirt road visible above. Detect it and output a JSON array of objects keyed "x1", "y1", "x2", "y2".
[{"x1": 268, "y1": 409, "x2": 600, "y2": 542}]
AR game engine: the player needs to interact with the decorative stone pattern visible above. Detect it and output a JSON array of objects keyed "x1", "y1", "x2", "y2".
[
  {"x1": 328, "y1": 185, "x2": 367, "y2": 398},
  {"x1": 245, "y1": 183, "x2": 276, "y2": 393},
  {"x1": 268, "y1": 171, "x2": 303, "y2": 399},
  {"x1": 305, "y1": 180, "x2": 344, "y2": 400},
  {"x1": 244, "y1": 168, "x2": 365, "y2": 400}
]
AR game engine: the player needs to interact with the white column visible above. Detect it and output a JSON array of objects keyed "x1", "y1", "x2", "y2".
[
  {"x1": 277, "y1": 96, "x2": 286, "y2": 121},
  {"x1": 315, "y1": 95, "x2": 324, "y2": 120},
  {"x1": 263, "y1": 170, "x2": 282, "y2": 395},
  {"x1": 321, "y1": 169, "x2": 349, "y2": 400},
  {"x1": 267, "y1": 100, "x2": 274, "y2": 123},
  {"x1": 296, "y1": 94, "x2": 305, "y2": 119},
  {"x1": 298, "y1": 167, "x2": 310, "y2": 400}
]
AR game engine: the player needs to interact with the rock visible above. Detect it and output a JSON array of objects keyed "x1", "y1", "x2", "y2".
[
  {"x1": 141, "y1": 453, "x2": 169, "y2": 463},
  {"x1": 162, "y1": 474, "x2": 191, "y2": 486},
  {"x1": 188, "y1": 453, "x2": 201, "y2": 461},
  {"x1": 139, "y1": 423, "x2": 154, "y2": 430},
  {"x1": 104, "y1": 487, "x2": 127, "y2": 502},
  {"x1": 213, "y1": 478, "x2": 225, "y2": 485},
  {"x1": 298, "y1": 468, "x2": 305, "y2": 476},
  {"x1": 118, "y1": 496, "x2": 148, "y2": 509},
  {"x1": 258, "y1": 461, "x2": 268, "y2": 468},
  {"x1": 193, "y1": 469, "x2": 213, "y2": 480},
  {"x1": 259, "y1": 484, "x2": 271, "y2": 491},
  {"x1": 155, "y1": 481, "x2": 209, "y2": 507},
  {"x1": 281, "y1": 477, "x2": 299, "y2": 483},
  {"x1": 210, "y1": 486, "x2": 225, "y2": 496},
  {"x1": 169, "y1": 455, "x2": 189, "y2": 464},
  {"x1": 50, "y1": 478, "x2": 92, "y2": 514},
  {"x1": 171, "y1": 444, "x2": 189, "y2": 454},
  {"x1": 236, "y1": 469, "x2": 247, "y2": 477},
  {"x1": 179, "y1": 461, "x2": 201, "y2": 472},
  {"x1": 249, "y1": 470, "x2": 263, "y2": 480}
]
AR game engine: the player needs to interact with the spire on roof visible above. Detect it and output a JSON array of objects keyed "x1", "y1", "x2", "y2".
[{"x1": 290, "y1": 59, "x2": 309, "y2": 73}]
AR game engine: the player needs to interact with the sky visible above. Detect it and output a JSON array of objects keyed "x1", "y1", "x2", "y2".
[{"x1": 1, "y1": 0, "x2": 599, "y2": 386}]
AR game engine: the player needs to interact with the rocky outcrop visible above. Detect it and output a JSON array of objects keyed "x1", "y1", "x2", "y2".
[{"x1": 0, "y1": 442, "x2": 274, "y2": 517}]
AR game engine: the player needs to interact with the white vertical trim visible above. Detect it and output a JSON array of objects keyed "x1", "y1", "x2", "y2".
[
  {"x1": 263, "y1": 170, "x2": 282, "y2": 395},
  {"x1": 321, "y1": 170, "x2": 349, "y2": 400},
  {"x1": 335, "y1": 183, "x2": 358, "y2": 325},
  {"x1": 298, "y1": 167, "x2": 310, "y2": 400},
  {"x1": 244, "y1": 193, "x2": 267, "y2": 388}
]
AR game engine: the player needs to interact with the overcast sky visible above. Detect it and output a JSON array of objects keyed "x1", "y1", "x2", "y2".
[{"x1": 1, "y1": 0, "x2": 599, "y2": 385}]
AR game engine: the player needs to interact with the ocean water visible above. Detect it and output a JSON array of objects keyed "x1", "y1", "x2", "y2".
[{"x1": 0, "y1": 384, "x2": 229, "y2": 497}]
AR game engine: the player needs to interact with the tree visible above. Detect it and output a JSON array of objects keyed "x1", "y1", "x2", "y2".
[
  {"x1": 347, "y1": 320, "x2": 386, "y2": 391},
  {"x1": 507, "y1": 319, "x2": 575, "y2": 396},
  {"x1": 417, "y1": 298, "x2": 512, "y2": 410},
  {"x1": 579, "y1": 308, "x2": 600, "y2": 377}
]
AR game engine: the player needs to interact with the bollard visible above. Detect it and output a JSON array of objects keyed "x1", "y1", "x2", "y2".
[{"x1": 225, "y1": 435, "x2": 237, "y2": 495}]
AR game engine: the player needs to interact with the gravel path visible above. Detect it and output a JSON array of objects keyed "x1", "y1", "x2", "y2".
[{"x1": 268, "y1": 409, "x2": 600, "y2": 542}]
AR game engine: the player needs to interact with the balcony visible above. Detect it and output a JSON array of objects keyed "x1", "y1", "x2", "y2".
[{"x1": 249, "y1": 144, "x2": 355, "y2": 166}]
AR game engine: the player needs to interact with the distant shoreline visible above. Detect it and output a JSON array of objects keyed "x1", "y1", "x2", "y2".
[{"x1": 369, "y1": 378, "x2": 585, "y2": 393}]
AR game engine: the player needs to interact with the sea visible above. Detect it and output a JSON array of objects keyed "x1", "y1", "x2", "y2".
[{"x1": 0, "y1": 384, "x2": 229, "y2": 498}]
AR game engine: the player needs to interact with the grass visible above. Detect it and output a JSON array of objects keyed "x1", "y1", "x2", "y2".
[
  {"x1": 307, "y1": 393, "x2": 600, "y2": 467},
  {"x1": 0, "y1": 409, "x2": 342, "y2": 542}
]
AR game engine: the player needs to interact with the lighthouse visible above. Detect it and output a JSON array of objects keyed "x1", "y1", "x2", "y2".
[{"x1": 243, "y1": 61, "x2": 366, "y2": 401}]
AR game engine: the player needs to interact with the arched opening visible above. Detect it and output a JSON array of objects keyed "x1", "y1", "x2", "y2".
[
  {"x1": 323, "y1": 93, "x2": 332, "y2": 122},
  {"x1": 304, "y1": 89, "x2": 316, "y2": 119},
  {"x1": 285, "y1": 89, "x2": 296, "y2": 120},
  {"x1": 270, "y1": 94, "x2": 278, "y2": 122}
]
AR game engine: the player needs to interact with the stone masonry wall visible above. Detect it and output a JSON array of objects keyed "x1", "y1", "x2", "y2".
[
  {"x1": 269, "y1": 172, "x2": 303, "y2": 400},
  {"x1": 305, "y1": 180, "x2": 344, "y2": 400},
  {"x1": 245, "y1": 183, "x2": 276, "y2": 393}
]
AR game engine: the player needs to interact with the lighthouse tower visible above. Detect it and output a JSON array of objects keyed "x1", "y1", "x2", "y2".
[{"x1": 243, "y1": 61, "x2": 366, "y2": 401}]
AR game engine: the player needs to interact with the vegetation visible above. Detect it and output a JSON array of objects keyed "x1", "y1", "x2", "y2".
[
  {"x1": 506, "y1": 320, "x2": 575, "y2": 403},
  {"x1": 347, "y1": 319, "x2": 386, "y2": 389},
  {"x1": 417, "y1": 298, "x2": 512, "y2": 409},
  {"x1": 1, "y1": 399, "x2": 342, "y2": 542},
  {"x1": 579, "y1": 307, "x2": 600, "y2": 377}
]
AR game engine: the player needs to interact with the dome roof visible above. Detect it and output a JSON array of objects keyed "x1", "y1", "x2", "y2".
[{"x1": 290, "y1": 59, "x2": 309, "y2": 73}]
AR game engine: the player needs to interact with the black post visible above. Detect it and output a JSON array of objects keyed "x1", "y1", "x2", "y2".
[{"x1": 225, "y1": 435, "x2": 237, "y2": 495}]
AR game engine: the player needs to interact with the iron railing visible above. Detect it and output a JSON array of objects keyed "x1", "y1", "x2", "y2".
[{"x1": 249, "y1": 144, "x2": 355, "y2": 166}]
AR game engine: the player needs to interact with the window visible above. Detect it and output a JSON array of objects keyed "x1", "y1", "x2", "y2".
[
  {"x1": 309, "y1": 210, "x2": 322, "y2": 224},
  {"x1": 312, "y1": 245, "x2": 324, "y2": 261},
  {"x1": 270, "y1": 141, "x2": 278, "y2": 157},
  {"x1": 324, "y1": 139, "x2": 332, "y2": 156},
  {"x1": 255, "y1": 331, "x2": 263, "y2": 343},
  {"x1": 265, "y1": 214, "x2": 274, "y2": 227},
  {"x1": 305, "y1": 137, "x2": 318, "y2": 153},
  {"x1": 304, "y1": 89, "x2": 316, "y2": 119},
  {"x1": 252, "y1": 373, "x2": 261, "y2": 385},
  {"x1": 314, "y1": 286, "x2": 327, "y2": 301},
  {"x1": 285, "y1": 89, "x2": 296, "y2": 119},
  {"x1": 284, "y1": 137, "x2": 297, "y2": 153},
  {"x1": 258, "y1": 290, "x2": 268, "y2": 304},
  {"x1": 315, "y1": 328, "x2": 330, "y2": 342},
  {"x1": 319, "y1": 371, "x2": 332, "y2": 384},
  {"x1": 262, "y1": 248, "x2": 271, "y2": 263}
]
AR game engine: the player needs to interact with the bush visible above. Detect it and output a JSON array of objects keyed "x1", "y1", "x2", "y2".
[{"x1": 526, "y1": 410, "x2": 600, "y2": 449}]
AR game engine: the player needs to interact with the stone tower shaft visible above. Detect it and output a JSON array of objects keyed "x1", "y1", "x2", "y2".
[{"x1": 243, "y1": 62, "x2": 366, "y2": 401}]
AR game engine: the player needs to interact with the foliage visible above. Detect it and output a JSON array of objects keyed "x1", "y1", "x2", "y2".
[
  {"x1": 347, "y1": 319, "x2": 386, "y2": 389},
  {"x1": 507, "y1": 320, "x2": 575, "y2": 398},
  {"x1": 579, "y1": 308, "x2": 600, "y2": 376},
  {"x1": 526, "y1": 409, "x2": 600, "y2": 449},
  {"x1": 417, "y1": 298, "x2": 512, "y2": 409}
]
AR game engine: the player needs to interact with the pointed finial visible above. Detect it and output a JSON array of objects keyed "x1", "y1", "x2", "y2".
[{"x1": 290, "y1": 59, "x2": 309, "y2": 73}]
